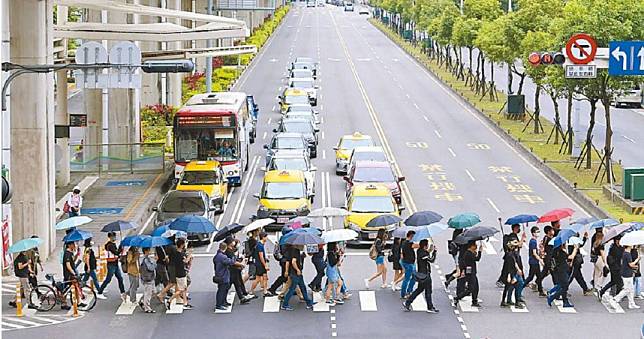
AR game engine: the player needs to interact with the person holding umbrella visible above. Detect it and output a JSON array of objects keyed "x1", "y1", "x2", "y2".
[
  {"x1": 224, "y1": 237, "x2": 253, "y2": 304},
  {"x1": 365, "y1": 229, "x2": 388, "y2": 290},
  {"x1": 547, "y1": 240, "x2": 578, "y2": 308},
  {"x1": 535, "y1": 226, "x2": 556, "y2": 297},
  {"x1": 444, "y1": 229, "x2": 464, "y2": 289},
  {"x1": 401, "y1": 239, "x2": 438, "y2": 313},
  {"x1": 496, "y1": 224, "x2": 526, "y2": 288},
  {"x1": 9, "y1": 248, "x2": 36, "y2": 309},
  {"x1": 266, "y1": 227, "x2": 292, "y2": 297},
  {"x1": 500, "y1": 240, "x2": 523, "y2": 309},
  {"x1": 250, "y1": 232, "x2": 270, "y2": 297},
  {"x1": 399, "y1": 230, "x2": 419, "y2": 299},
  {"x1": 453, "y1": 241, "x2": 482, "y2": 308},
  {"x1": 600, "y1": 237, "x2": 625, "y2": 300},
  {"x1": 140, "y1": 247, "x2": 157, "y2": 313},
  {"x1": 97, "y1": 231, "x2": 126, "y2": 301},
  {"x1": 390, "y1": 237, "x2": 404, "y2": 291},
  {"x1": 324, "y1": 242, "x2": 344, "y2": 305},
  {"x1": 213, "y1": 242, "x2": 243, "y2": 311},
  {"x1": 611, "y1": 244, "x2": 641, "y2": 309},
  {"x1": 280, "y1": 232, "x2": 321, "y2": 311},
  {"x1": 126, "y1": 245, "x2": 141, "y2": 306}
]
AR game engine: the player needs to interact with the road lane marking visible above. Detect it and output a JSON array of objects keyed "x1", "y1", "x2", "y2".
[
  {"x1": 227, "y1": 156, "x2": 259, "y2": 227},
  {"x1": 321, "y1": 131, "x2": 325, "y2": 140},
  {"x1": 622, "y1": 135, "x2": 636, "y2": 143},
  {"x1": 405, "y1": 94, "x2": 411, "y2": 99},
  {"x1": 214, "y1": 291, "x2": 236, "y2": 313},
  {"x1": 448, "y1": 147, "x2": 456, "y2": 157},
  {"x1": 487, "y1": 198, "x2": 501, "y2": 213},
  {"x1": 262, "y1": 131, "x2": 267, "y2": 140},
  {"x1": 272, "y1": 105, "x2": 276, "y2": 111},
  {"x1": 263, "y1": 296, "x2": 281, "y2": 312},
  {"x1": 553, "y1": 299, "x2": 577, "y2": 313},
  {"x1": 358, "y1": 291, "x2": 377, "y2": 311},
  {"x1": 465, "y1": 169, "x2": 476, "y2": 182},
  {"x1": 410, "y1": 293, "x2": 428, "y2": 311},
  {"x1": 313, "y1": 292, "x2": 330, "y2": 312},
  {"x1": 601, "y1": 297, "x2": 625, "y2": 313},
  {"x1": 234, "y1": 156, "x2": 261, "y2": 223},
  {"x1": 268, "y1": 117, "x2": 272, "y2": 124},
  {"x1": 321, "y1": 171, "x2": 327, "y2": 231},
  {"x1": 326, "y1": 172, "x2": 333, "y2": 229},
  {"x1": 206, "y1": 187, "x2": 236, "y2": 252},
  {"x1": 434, "y1": 130, "x2": 442, "y2": 139},
  {"x1": 481, "y1": 239, "x2": 497, "y2": 255},
  {"x1": 414, "y1": 103, "x2": 420, "y2": 110},
  {"x1": 166, "y1": 299, "x2": 184, "y2": 314},
  {"x1": 423, "y1": 115, "x2": 429, "y2": 122},
  {"x1": 115, "y1": 293, "x2": 143, "y2": 315},
  {"x1": 322, "y1": 150, "x2": 326, "y2": 159}
]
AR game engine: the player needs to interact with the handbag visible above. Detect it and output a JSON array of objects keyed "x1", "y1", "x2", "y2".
[
  {"x1": 248, "y1": 262, "x2": 257, "y2": 280},
  {"x1": 212, "y1": 275, "x2": 224, "y2": 284},
  {"x1": 413, "y1": 271, "x2": 428, "y2": 282},
  {"x1": 63, "y1": 201, "x2": 70, "y2": 213},
  {"x1": 387, "y1": 253, "x2": 394, "y2": 263},
  {"x1": 590, "y1": 254, "x2": 598, "y2": 263}
]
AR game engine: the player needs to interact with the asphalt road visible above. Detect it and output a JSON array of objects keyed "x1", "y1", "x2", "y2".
[{"x1": 6, "y1": 4, "x2": 643, "y2": 339}]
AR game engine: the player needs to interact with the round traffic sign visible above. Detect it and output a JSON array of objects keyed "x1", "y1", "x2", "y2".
[{"x1": 565, "y1": 33, "x2": 597, "y2": 65}]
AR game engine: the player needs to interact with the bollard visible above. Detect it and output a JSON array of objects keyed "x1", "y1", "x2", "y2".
[
  {"x1": 98, "y1": 247, "x2": 107, "y2": 282},
  {"x1": 71, "y1": 285, "x2": 79, "y2": 317},
  {"x1": 15, "y1": 282, "x2": 23, "y2": 317}
]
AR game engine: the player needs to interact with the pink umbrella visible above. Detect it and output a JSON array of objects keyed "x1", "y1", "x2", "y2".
[
  {"x1": 290, "y1": 220, "x2": 303, "y2": 229},
  {"x1": 538, "y1": 208, "x2": 574, "y2": 223}
]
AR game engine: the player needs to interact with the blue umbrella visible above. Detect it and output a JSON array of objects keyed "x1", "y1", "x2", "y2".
[
  {"x1": 138, "y1": 236, "x2": 172, "y2": 248},
  {"x1": 404, "y1": 211, "x2": 443, "y2": 226},
  {"x1": 63, "y1": 229, "x2": 93, "y2": 243},
  {"x1": 121, "y1": 235, "x2": 147, "y2": 247},
  {"x1": 412, "y1": 223, "x2": 449, "y2": 242},
  {"x1": 55, "y1": 216, "x2": 93, "y2": 230},
  {"x1": 628, "y1": 222, "x2": 644, "y2": 231},
  {"x1": 283, "y1": 232, "x2": 324, "y2": 246},
  {"x1": 448, "y1": 213, "x2": 481, "y2": 229},
  {"x1": 572, "y1": 217, "x2": 598, "y2": 226},
  {"x1": 152, "y1": 224, "x2": 171, "y2": 237},
  {"x1": 169, "y1": 215, "x2": 216, "y2": 234},
  {"x1": 549, "y1": 229, "x2": 576, "y2": 247},
  {"x1": 279, "y1": 227, "x2": 321, "y2": 245},
  {"x1": 101, "y1": 220, "x2": 137, "y2": 233},
  {"x1": 567, "y1": 223, "x2": 585, "y2": 233},
  {"x1": 504, "y1": 214, "x2": 538, "y2": 225},
  {"x1": 589, "y1": 218, "x2": 619, "y2": 229},
  {"x1": 8, "y1": 238, "x2": 43, "y2": 254}
]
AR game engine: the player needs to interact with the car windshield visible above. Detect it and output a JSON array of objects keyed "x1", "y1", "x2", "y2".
[
  {"x1": 293, "y1": 63, "x2": 314, "y2": 70},
  {"x1": 353, "y1": 151, "x2": 387, "y2": 162},
  {"x1": 353, "y1": 166, "x2": 395, "y2": 182},
  {"x1": 350, "y1": 196, "x2": 395, "y2": 213},
  {"x1": 180, "y1": 170, "x2": 219, "y2": 185},
  {"x1": 262, "y1": 182, "x2": 306, "y2": 199},
  {"x1": 162, "y1": 196, "x2": 205, "y2": 213},
  {"x1": 274, "y1": 137, "x2": 305, "y2": 149},
  {"x1": 270, "y1": 158, "x2": 308, "y2": 171},
  {"x1": 288, "y1": 106, "x2": 313, "y2": 113},
  {"x1": 285, "y1": 95, "x2": 310, "y2": 105},
  {"x1": 291, "y1": 80, "x2": 313, "y2": 88},
  {"x1": 292, "y1": 70, "x2": 313, "y2": 78},
  {"x1": 340, "y1": 138, "x2": 373, "y2": 150},
  {"x1": 283, "y1": 121, "x2": 313, "y2": 134}
]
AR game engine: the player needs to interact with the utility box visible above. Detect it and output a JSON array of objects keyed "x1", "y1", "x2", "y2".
[
  {"x1": 403, "y1": 30, "x2": 412, "y2": 40},
  {"x1": 630, "y1": 174, "x2": 644, "y2": 201},
  {"x1": 507, "y1": 94, "x2": 525, "y2": 118},
  {"x1": 623, "y1": 167, "x2": 644, "y2": 199}
]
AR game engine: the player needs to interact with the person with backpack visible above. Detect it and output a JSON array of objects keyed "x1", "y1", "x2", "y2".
[
  {"x1": 9, "y1": 250, "x2": 37, "y2": 309},
  {"x1": 400, "y1": 231, "x2": 419, "y2": 299},
  {"x1": 266, "y1": 227, "x2": 292, "y2": 297},
  {"x1": 496, "y1": 224, "x2": 525, "y2": 288},
  {"x1": 82, "y1": 238, "x2": 100, "y2": 291},
  {"x1": 600, "y1": 236, "x2": 625, "y2": 300},
  {"x1": 126, "y1": 245, "x2": 140, "y2": 305},
  {"x1": 365, "y1": 229, "x2": 388, "y2": 289},
  {"x1": 443, "y1": 229, "x2": 464, "y2": 289},
  {"x1": 242, "y1": 230, "x2": 259, "y2": 284},
  {"x1": 547, "y1": 242, "x2": 578, "y2": 308},
  {"x1": 402, "y1": 239, "x2": 438, "y2": 313},
  {"x1": 567, "y1": 231, "x2": 593, "y2": 296},
  {"x1": 97, "y1": 232, "x2": 126, "y2": 301},
  {"x1": 224, "y1": 237, "x2": 253, "y2": 304},
  {"x1": 453, "y1": 241, "x2": 482, "y2": 308},
  {"x1": 309, "y1": 243, "x2": 326, "y2": 292},
  {"x1": 139, "y1": 247, "x2": 157, "y2": 313},
  {"x1": 324, "y1": 242, "x2": 344, "y2": 305},
  {"x1": 250, "y1": 232, "x2": 270, "y2": 296}
]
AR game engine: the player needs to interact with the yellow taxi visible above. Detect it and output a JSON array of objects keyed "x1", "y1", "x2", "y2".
[
  {"x1": 278, "y1": 88, "x2": 310, "y2": 114},
  {"x1": 344, "y1": 184, "x2": 403, "y2": 245},
  {"x1": 176, "y1": 160, "x2": 228, "y2": 213},
  {"x1": 333, "y1": 132, "x2": 374, "y2": 175},
  {"x1": 253, "y1": 170, "x2": 313, "y2": 229}
]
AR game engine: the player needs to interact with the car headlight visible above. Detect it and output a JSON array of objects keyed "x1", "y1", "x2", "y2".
[
  {"x1": 258, "y1": 204, "x2": 269, "y2": 212},
  {"x1": 347, "y1": 222, "x2": 361, "y2": 232}
]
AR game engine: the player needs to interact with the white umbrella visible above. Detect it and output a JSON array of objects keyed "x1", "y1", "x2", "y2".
[
  {"x1": 620, "y1": 230, "x2": 644, "y2": 246},
  {"x1": 321, "y1": 229, "x2": 358, "y2": 243},
  {"x1": 55, "y1": 216, "x2": 93, "y2": 230},
  {"x1": 567, "y1": 236, "x2": 584, "y2": 246},
  {"x1": 243, "y1": 218, "x2": 275, "y2": 234},
  {"x1": 308, "y1": 207, "x2": 350, "y2": 218}
]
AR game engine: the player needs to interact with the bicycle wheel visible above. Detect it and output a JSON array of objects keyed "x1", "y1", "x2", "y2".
[
  {"x1": 67, "y1": 285, "x2": 97, "y2": 311},
  {"x1": 29, "y1": 285, "x2": 57, "y2": 312}
]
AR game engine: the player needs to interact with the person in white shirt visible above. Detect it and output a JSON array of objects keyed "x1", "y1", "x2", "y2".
[{"x1": 67, "y1": 186, "x2": 82, "y2": 217}]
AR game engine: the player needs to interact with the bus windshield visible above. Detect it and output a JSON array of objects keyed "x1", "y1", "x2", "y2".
[{"x1": 175, "y1": 125, "x2": 238, "y2": 163}]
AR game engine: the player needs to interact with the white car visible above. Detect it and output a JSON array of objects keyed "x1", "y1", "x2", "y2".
[
  {"x1": 289, "y1": 68, "x2": 315, "y2": 80},
  {"x1": 285, "y1": 104, "x2": 320, "y2": 125},
  {"x1": 614, "y1": 83, "x2": 643, "y2": 108},
  {"x1": 358, "y1": 7, "x2": 369, "y2": 15},
  {"x1": 347, "y1": 146, "x2": 388, "y2": 177},
  {"x1": 288, "y1": 77, "x2": 319, "y2": 106},
  {"x1": 290, "y1": 57, "x2": 318, "y2": 77},
  {"x1": 263, "y1": 150, "x2": 317, "y2": 197},
  {"x1": 344, "y1": 2, "x2": 354, "y2": 11}
]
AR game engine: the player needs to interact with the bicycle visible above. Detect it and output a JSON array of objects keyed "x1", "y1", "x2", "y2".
[{"x1": 29, "y1": 273, "x2": 97, "y2": 312}]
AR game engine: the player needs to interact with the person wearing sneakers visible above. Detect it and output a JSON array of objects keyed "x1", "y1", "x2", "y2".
[
  {"x1": 453, "y1": 241, "x2": 482, "y2": 308},
  {"x1": 390, "y1": 237, "x2": 404, "y2": 291},
  {"x1": 126, "y1": 245, "x2": 141, "y2": 306},
  {"x1": 281, "y1": 245, "x2": 316, "y2": 311},
  {"x1": 97, "y1": 232, "x2": 126, "y2": 301},
  {"x1": 167, "y1": 238, "x2": 192, "y2": 310},
  {"x1": 547, "y1": 242, "x2": 577, "y2": 308},
  {"x1": 139, "y1": 247, "x2": 157, "y2": 313},
  {"x1": 402, "y1": 239, "x2": 438, "y2": 313},
  {"x1": 365, "y1": 229, "x2": 388, "y2": 290},
  {"x1": 400, "y1": 231, "x2": 420, "y2": 299},
  {"x1": 324, "y1": 242, "x2": 344, "y2": 306},
  {"x1": 524, "y1": 227, "x2": 543, "y2": 292},
  {"x1": 612, "y1": 244, "x2": 641, "y2": 309}
]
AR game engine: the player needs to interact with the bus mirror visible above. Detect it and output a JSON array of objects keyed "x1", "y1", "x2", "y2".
[{"x1": 253, "y1": 193, "x2": 260, "y2": 199}]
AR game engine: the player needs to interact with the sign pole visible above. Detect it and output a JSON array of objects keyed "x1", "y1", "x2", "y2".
[{"x1": 572, "y1": 97, "x2": 582, "y2": 158}]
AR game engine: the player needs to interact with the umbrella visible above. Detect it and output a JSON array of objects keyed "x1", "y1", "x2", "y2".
[
  {"x1": 138, "y1": 236, "x2": 173, "y2": 248},
  {"x1": 121, "y1": 235, "x2": 147, "y2": 247},
  {"x1": 620, "y1": 230, "x2": 644, "y2": 246},
  {"x1": 567, "y1": 223, "x2": 585, "y2": 233},
  {"x1": 454, "y1": 226, "x2": 499, "y2": 245},
  {"x1": 549, "y1": 229, "x2": 576, "y2": 247},
  {"x1": 412, "y1": 223, "x2": 449, "y2": 242},
  {"x1": 169, "y1": 215, "x2": 216, "y2": 234},
  {"x1": 627, "y1": 222, "x2": 644, "y2": 231},
  {"x1": 602, "y1": 223, "x2": 633, "y2": 244},
  {"x1": 283, "y1": 232, "x2": 324, "y2": 246},
  {"x1": 286, "y1": 216, "x2": 311, "y2": 227},
  {"x1": 538, "y1": 208, "x2": 574, "y2": 223},
  {"x1": 404, "y1": 211, "x2": 443, "y2": 226},
  {"x1": 322, "y1": 229, "x2": 358, "y2": 243},
  {"x1": 161, "y1": 230, "x2": 187, "y2": 238},
  {"x1": 55, "y1": 216, "x2": 93, "y2": 230},
  {"x1": 243, "y1": 218, "x2": 275, "y2": 234},
  {"x1": 392, "y1": 225, "x2": 417, "y2": 238},
  {"x1": 63, "y1": 229, "x2": 93, "y2": 243},
  {"x1": 151, "y1": 225, "x2": 171, "y2": 237},
  {"x1": 448, "y1": 213, "x2": 481, "y2": 229},
  {"x1": 572, "y1": 217, "x2": 599, "y2": 226},
  {"x1": 8, "y1": 237, "x2": 43, "y2": 254},
  {"x1": 366, "y1": 214, "x2": 402, "y2": 228},
  {"x1": 279, "y1": 227, "x2": 321, "y2": 245},
  {"x1": 504, "y1": 214, "x2": 538, "y2": 225},
  {"x1": 589, "y1": 218, "x2": 619, "y2": 229},
  {"x1": 213, "y1": 223, "x2": 244, "y2": 242},
  {"x1": 567, "y1": 236, "x2": 584, "y2": 246},
  {"x1": 101, "y1": 220, "x2": 137, "y2": 233},
  {"x1": 290, "y1": 220, "x2": 304, "y2": 230},
  {"x1": 308, "y1": 207, "x2": 350, "y2": 218}
]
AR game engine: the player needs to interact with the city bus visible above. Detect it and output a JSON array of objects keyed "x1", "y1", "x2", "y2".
[{"x1": 173, "y1": 92, "x2": 251, "y2": 186}]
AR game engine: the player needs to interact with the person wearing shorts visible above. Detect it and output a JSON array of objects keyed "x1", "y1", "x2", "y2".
[
  {"x1": 324, "y1": 243, "x2": 344, "y2": 305},
  {"x1": 365, "y1": 229, "x2": 388, "y2": 289},
  {"x1": 166, "y1": 239, "x2": 192, "y2": 310}
]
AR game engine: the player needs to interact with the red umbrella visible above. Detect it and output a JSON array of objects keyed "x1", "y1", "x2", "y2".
[{"x1": 538, "y1": 208, "x2": 574, "y2": 223}]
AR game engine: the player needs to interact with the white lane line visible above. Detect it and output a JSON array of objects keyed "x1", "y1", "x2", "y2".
[
  {"x1": 321, "y1": 104, "x2": 324, "y2": 111},
  {"x1": 267, "y1": 117, "x2": 272, "y2": 124},
  {"x1": 448, "y1": 148, "x2": 456, "y2": 157},
  {"x1": 206, "y1": 187, "x2": 236, "y2": 252},
  {"x1": 601, "y1": 297, "x2": 625, "y2": 314},
  {"x1": 1, "y1": 321, "x2": 25, "y2": 329},
  {"x1": 481, "y1": 240, "x2": 497, "y2": 255},
  {"x1": 262, "y1": 131, "x2": 267, "y2": 140},
  {"x1": 325, "y1": 172, "x2": 333, "y2": 229},
  {"x1": 622, "y1": 135, "x2": 636, "y2": 143},
  {"x1": 510, "y1": 305, "x2": 530, "y2": 313},
  {"x1": 227, "y1": 156, "x2": 259, "y2": 226},
  {"x1": 487, "y1": 198, "x2": 501, "y2": 213},
  {"x1": 465, "y1": 169, "x2": 476, "y2": 182},
  {"x1": 553, "y1": 299, "x2": 577, "y2": 313},
  {"x1": 434, "y1": 130, "x2": 442, "y2": 139},
  {"x1": 263, "y1": 296, "x2": 281, "y2": 313},
  {"x1": 138, "y1": 211, "x2": 157, "y2": 235},
  {"x1": 115, "y1": 293, "x2": 143, "y2": 315},
  {"x1": 321, "y1": 171, "x2": 327, "y2": 231},
  {"x1": 321, "y1": 131, "x2": 325, "y2": 140},
  {"x1": 458, "y1": 296, "x2": 479, "y2": 313},
  {"x1": 405, "y1": 94, "x2": 411, "y2": 99},
  {"x1": 322, "y1": 150, "x2": 326, "y2": 159},
  {"x1": 272, "y1": 105, "x2": 276, "y2": 111},
  {"x1": 313, "y1": 292, "x2": 330, "y2": 312},
  {"x1": 2, "y1": 317, "x2": 41, "y2": 326},
  {"x1": 423, "y1": 115, "x2": 429, "y2": 122},
  {"x1": 410, "y1": 293, "x2": 427, "y2": 311},
  {"x1": 214, "y1": 292, "x2": 236, "y2": 314},
  {"x1": 359, "y1": 291, "x2": 377, "y2": 311},
  {"x1": 413, "y1": 103, "x2": 420, "y2": 110},
  {"x1": 165, "y1": 299, "x2": 184, "y2": 314},
  {"x1": 234, "y1": 157, "x2": 261, "y2": 223}
]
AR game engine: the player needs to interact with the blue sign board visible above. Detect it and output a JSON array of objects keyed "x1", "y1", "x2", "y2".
[
  {"x1": 608, "y1": 41, "x2": 644, "y2": 76},
  {"x1": 81, "y1": 208, "x2": 123, "y2": 215},
  {"x1": 105, "y1": 180, "x2": 147, "y2": 187}
]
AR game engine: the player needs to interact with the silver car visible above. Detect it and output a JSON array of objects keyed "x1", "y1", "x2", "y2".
[
  {"x1": 288, "y1": 77, "x2": 319, "y2": 105},
  {"x1": 264, "y1": 132, "x2": 310, "y2": 166},
  {"x1": 262, "y1": 149, "x2": 317, "y2": 197},
  {"x1": 153, "y1": 190, "x2": 215, "y2": 241}
]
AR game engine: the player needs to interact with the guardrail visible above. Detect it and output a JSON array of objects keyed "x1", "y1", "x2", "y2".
[{"x1": 69, "y1": 143, "x2": 165, "y2": 174}]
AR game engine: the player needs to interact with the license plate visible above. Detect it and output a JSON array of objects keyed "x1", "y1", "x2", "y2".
[
  {"x1": 368, "y1": 233, "x2": 377, "y2": 239},
  {"x1": 277, "y1": 217, "x2": 289, "y2": 224}
]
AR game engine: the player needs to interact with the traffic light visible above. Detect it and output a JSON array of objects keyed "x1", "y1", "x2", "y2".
[
  {"x1": 2, "y1": 175, "x2": 10, "y2": 204},
  {"x1": 141, "y1": 60, "x2": 194, "y2": 73},
  {"x1": 528, "y1": 52, "x2": 566, "y2": 66}
]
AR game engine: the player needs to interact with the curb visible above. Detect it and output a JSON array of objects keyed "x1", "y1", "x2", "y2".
[{"x1": 369, "y1": 20, "x2": 611, "y2": 219}]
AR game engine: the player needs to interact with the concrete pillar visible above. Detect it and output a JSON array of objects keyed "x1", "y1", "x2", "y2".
[
  {"x1": 55, "y1": 6, "x2": 70, "y2": 187},
  {"x1": 9, "y1": 0, "x2": 56, "y2": 257},
  {"x1": 167, "y1": 0, "x2": 183, "y2": 107},
  {"x1": 139, "y1": 0, "x2": 161, "y2": 107},
  {"x1": 82, "y1": 10, "x2": 103, "y2": 166}
]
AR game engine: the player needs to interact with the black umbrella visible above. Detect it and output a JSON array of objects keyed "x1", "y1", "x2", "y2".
[
  {"x1": 454, "y1": 226, "x2": 499, "y2": 245},
  {"x1": 213, "y1": 223, "x2": 244, "y2": 242},
  {"x1": 366, "y1": 214, "x2": 402, "y2": 228},
  {"x1": 283, "y1": 232, "x2": 324, "y2": 245},
  {"x1": 101, "y1": 220, "x2": 137, "y2": 233},
  {"x1": 404, "y1": 210, "x2": 443, "y2": 226}
]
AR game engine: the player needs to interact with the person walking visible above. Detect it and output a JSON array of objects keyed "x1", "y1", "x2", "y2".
[
  {"x1": 281, "y1": 245, "x2": 316, "y2": 311},
  {"x1": 266, "y1": 227, "x2": 292, "y2": 297},
  {"x1": 309, "y1": 243, "x2": 326, "y2": 293},
  {"x1": 611, "y1": 244, "x2": 641, "y2": 309},
  {"x1": 591, "y1": 229, "x2": 608, "y2": 293},
  {"x1": 250, "y1": 232, "x2": 270, "y2": 296},
  {"x1": 567, "y1": 231, "x2": 593, "y2": 295},
  {"x1": 126, "y1": 246, "x2": 141, "y2": 305},
  {"x1": 547, "y1": 242, "x2": 577, "y2": 308},
  {"x1": 453, "y1": 242, "x2": 482, "y2": 308},
  {"x1": 82, "y1": 238, "x2": 100, "y2": 291},
  {"x1": 634, "y1": 246, "x2": 643, "y2": 299},
  {"x1": 390, "y1": 237, "x2": 403, "y2": 291},
  {"x1": 166, "y1": 238, "x2": 192, "y2": 310},
  {"x1": 243, "y1": 230, "x2": 259, "y2": 283},
  {"x1": 66, "y1": 186, "x2": 83, "y2": 218},
  {"x1": 156, "y1": 238, "x2": 177, "y2": 303},
  {"x1": 139, "y1": 247, "x2": 157, "y2": 313},
  {"x1": 402, "y1": 239, "x2": 439, "y2": 313},
  {"x1": 213, "y1": 242, "x2": 243, "y2": 311},
  {"x1": 97, "y1": 232, "x2": 126, "y2": 301},
  {"x1": 400, "y1": 231, "x2": 419, "y2": 299},
  {"x1": 9, "y1": 250, "x2": 36, "y2": 309},
  {"x1": 524, "y1": 227, "x2": 543, "y2": 291},
  {"x1": 444, "y1": 229, "x2": 464, "y2": 288},
  {"x1": 535, "y1": 226, "x2": 555, "y2": 297},
  {"x1": 324, "y1": 242, "x2": 344, "y2": 305},
  {"x1": 25, "y1": 235, "x2": 43, "y2": 289},
  {"x1": 501, "y1": 240, "x2": 524, "y2": 308},
  {"x1": 365, "y1": 229, "x2": 388, "y2": 289},
  {"x1": 224, "y1": 237, "x2": 253, "y2": 304},
  {"x1": 61, "y1": 241, "x2": 81, "y2": 310},
  {"x1": 496, "y1": 224, "x2": 525, "y2": 288},
  {"x1": 600, "y1": 237, "x2": 625, "y2": 300}
]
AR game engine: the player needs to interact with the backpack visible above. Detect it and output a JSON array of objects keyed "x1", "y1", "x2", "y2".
[
  {"x1": 119, "y1": 254, "x2": 128, "y2": 273},
  {"x1": 273, "y1": 242, "x2": 283, "y2": 261},
  {"x1": 368, "y1": 242, "x2": 378, "y2": 260},
  {"x1": 140, "y1": 256, "x2": 156, "y2": 282}
]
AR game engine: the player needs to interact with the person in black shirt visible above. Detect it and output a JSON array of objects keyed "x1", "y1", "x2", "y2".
[
  {"x1": 266, "y1": 227, "x2": 292, "y2": 297},
  {"x1": 225, "y1": 237, "x2": 252, "y2": 304},
  {"x1": 444, "y1": 229, "x2": 464, "y2": 288},
  {"x1": 281, "y1": 246, "x2": 315, "y2": 310},
  {"x1": 496, "y1": 224, "x2": 525, "y2": 288},
  {"x1": 309, "y1": 243, "x2": 326, "y2": 292},
  {"x1": 167, "y1": 238, "x2": 192, "y2": 310},
  {"x1": 82, "y1": 238, "x2": 100, "y2": 291},
  {"x1": 157, "y1": 239, "x2": 178, "y2": 303},
  {"x1": 400, "y1": 231, "x2": 419, "y2": 298},
  {"x1": 567, "y1": 232, "x2": 592, "y2": 295},
  {"x1": 535, "y1": 226, "x2": 555, "y2": 296},
  {"x1": 61, "y1": 241, "x2": 78, "y2": 310},
  {"x1": 97, "y1": 232, "x2": 126, "y2": 301},
  {"x1": 600, "y1": 237, "x2": 625, "y2": 299},
  {"x1": 391, "y1": 238, "x2": 404, "y2": 291},
  {"x1": 9, "y1": 250, "x2": 35, "y2": 309},
  {"x1": 611, "y1": 244, "x2": 640, "y2": 309},
  {"x1": 402, "y1": 240, "x2": 438, "y2": 313},
  {"x1": 547, "y1": 243, "x2": 577, "y2": 308},
  {"x1": 500, "y1": 240, "x2": 521, "y2": 308},
  {"x1": 454, "y1": 241, "x2": 482, "y2": 308}
]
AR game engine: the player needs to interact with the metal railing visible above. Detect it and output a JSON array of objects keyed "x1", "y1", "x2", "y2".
[
  {"x1": 69, "y1": 143, "x2": 165, "y2": 174},
  {"x1": 216, "y1": 0, "x2": 276, "y2": 10}
]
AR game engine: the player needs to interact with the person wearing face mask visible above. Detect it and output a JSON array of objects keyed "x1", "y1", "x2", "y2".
[
  {"x1": 66, "y1": 186, "x2": 83, "y2": 217},
  {"x1": 82, "y1": 238, "x2": 100, "y2": 291}
]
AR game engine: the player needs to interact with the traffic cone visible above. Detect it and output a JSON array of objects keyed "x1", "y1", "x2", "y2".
[
  {"x1": 71, "y1": 286, "x2": 79, "y2": 318},
  {"x1": 15, "y1": 283, "x2": 23, "y2": 317}
]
